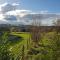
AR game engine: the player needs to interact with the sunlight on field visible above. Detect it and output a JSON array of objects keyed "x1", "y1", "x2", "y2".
[{"x1": 9, "y1": 32, "x2": 31, "y2": 57}]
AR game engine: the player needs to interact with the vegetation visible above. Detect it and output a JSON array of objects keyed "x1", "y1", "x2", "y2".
[{"x1": 0, "y1": 27, "x2": 60, "y2": 60}]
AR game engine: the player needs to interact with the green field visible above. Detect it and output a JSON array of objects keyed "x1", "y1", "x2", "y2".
[
  {"x1": 0, "y1": 31, "x2": 60, "y2": 60},
  {"x1": 10, "y1": 32, "x2": 31, "y2": 58}
]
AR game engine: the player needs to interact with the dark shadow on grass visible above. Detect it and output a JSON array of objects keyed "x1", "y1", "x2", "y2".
[
  {"x1": 8, "y1": 34, "x2": 24, "y2": 45},
  {"x1": 0, "y1": 32, "x2": 3, "y2": 36}
]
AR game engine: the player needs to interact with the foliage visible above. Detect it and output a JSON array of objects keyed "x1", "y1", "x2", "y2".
[{"x1": 0, "y1": 31, "x2": 60, "y2": 60}]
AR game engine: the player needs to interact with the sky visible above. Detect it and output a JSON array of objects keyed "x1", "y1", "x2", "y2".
[
  {"x1": 20, "y1": 0, "x2": 60, "y2": 13},
  {"x1": 0, "y1": 0, "x2": 60, "y2": 13},
  {"x1": 0, "y1": 0, "x2": 60, "y2": 25}
]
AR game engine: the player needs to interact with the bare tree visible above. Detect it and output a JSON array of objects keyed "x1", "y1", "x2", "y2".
[
  {"x1": 30, "y1": 19, "x2": 41, "y2": 47},
  {"x1": 53, "y1": 18, "x2": 60, "y2": 26}
]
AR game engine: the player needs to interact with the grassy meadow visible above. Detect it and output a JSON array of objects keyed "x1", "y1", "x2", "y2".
[{"x1": 0, "y1": 31, "x2": 60, "y2": 60}]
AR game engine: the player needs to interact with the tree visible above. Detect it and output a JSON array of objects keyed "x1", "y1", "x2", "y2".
[
  {"x1": 30, "y1": 19, "x2": 41, "y2": 47},
  {"x1": 53, "y1": 18, "x2": 60, "y2": 26}
]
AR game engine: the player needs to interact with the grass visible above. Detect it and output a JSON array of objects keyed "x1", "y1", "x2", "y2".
[
  {"x1": 9, "y1": 32, "x2": 31, "y2": 57},
  {"x1": 9, "y1": 32, "x2": 54, "y2": 57},
  {"x1": 2, "y1": 31, "x2": 59, "y2": 60}
]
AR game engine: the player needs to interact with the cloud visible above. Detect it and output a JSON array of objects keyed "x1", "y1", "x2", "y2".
[
  {"x1": 4, "y1": 15, "x2": 17, "y2": 21},
  {"x1": 6, "y1": 9, "x2": 31, "y2": 17},
  {"x1": 12, "y1": 3, "x2": 20, "y2": 6},
  {"x1": 0, "y1": 2, "x2": 20, "y2": 13},
  {"x1": 4, "y1": 12, "x2": 59, "y2": 25},
  {"x1": 0, "y1": 14, "x2": 5, "y2": 20},
  {"x1": 39, "y1": 10, "x2": 48, "y2": 14},
  {"x1": 0, "y1": 3, "x2": 60, "y2": 25}
]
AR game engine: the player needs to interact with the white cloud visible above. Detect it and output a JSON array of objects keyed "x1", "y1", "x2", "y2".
[
  {"x1": 12, "y1": 3, "x2": 20, "y2": 6},
  {"x1": 0, "y1": 3, "x2": 7, "y2": 11},
  {"x1": 39, "y1": 10, "x2": 48, "y2": 14},
  {"x1": 6, "y1": 9, "x2": 31, "y2": 17},
  {"x1": 0, "y1": 2, "x2": 20, "y2": 13},
  {"x1": 0, "y1": 2, "x2": 8, "y2": 7},
  {"x1": 0, "y1": 14, "x2": 5, "y2": 20},
  {"x1": 0, "y1": 3, "x2": 60, "y2": 25}
]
